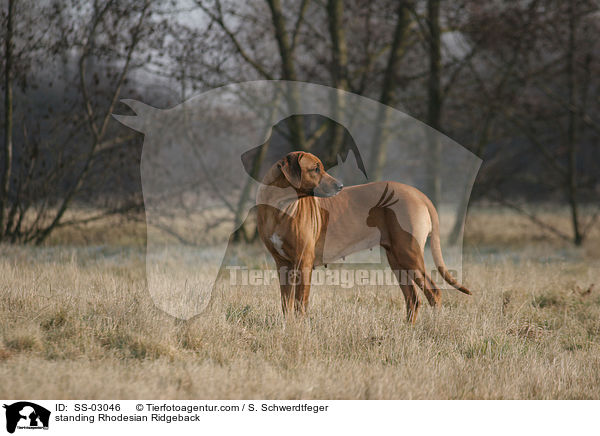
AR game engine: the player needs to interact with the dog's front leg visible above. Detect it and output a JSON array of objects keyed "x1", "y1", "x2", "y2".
[
  {"x1": 293, "y1": 258, "x2": 314, "y2": 315},
  {"x1": 276, "y1": 260, "x2": 295, "y2": 315},
  {"x1": 276, "y1": 258, "x2": 314, "y2": 316}
]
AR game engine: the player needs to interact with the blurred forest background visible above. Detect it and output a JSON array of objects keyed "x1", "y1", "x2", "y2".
[{"x1": 0, "y1": 0, "x2": 599, "y2": 246}]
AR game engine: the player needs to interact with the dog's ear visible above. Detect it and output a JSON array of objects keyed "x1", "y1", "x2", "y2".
[{"x1": 279, "y1": 153, "x2": 303, "y2": 189}]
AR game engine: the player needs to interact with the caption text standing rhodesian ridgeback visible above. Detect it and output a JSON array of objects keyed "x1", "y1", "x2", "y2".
[{"x1": 257, "y1": 151, "x2": 470, "y2": 323}]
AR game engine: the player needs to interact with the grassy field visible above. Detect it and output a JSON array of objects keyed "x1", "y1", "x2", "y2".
[{"x1": 1, "y1": 207, "x2": 599, "y2": 399}]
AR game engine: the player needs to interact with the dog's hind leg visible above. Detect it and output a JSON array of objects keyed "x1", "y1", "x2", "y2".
[
  {"x1": 385, "y1": 250, "x2": 421, "y2": 323},
  {"x1": 423, "y1": 270, "x2": 442, "y2": 307},
  {"x1": 399, "y1": 279, "x2": 421, "y2": 324},
  {"x1": 413, "y1": 269, "x2": 442, "y2": 308}
]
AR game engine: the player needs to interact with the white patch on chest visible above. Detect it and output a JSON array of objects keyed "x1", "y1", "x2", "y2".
[{"x1": 269, "y1": 233, "x2": 288, "y2": 259}]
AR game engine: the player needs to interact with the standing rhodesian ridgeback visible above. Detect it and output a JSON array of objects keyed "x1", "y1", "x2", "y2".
[{"x1": 256, "y1": 151, "x2": 471, "y2": 323}]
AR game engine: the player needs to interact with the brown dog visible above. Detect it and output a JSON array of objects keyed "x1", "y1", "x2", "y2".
[{"x1": 256, "y1": 151, "x2": 470, "y2": 322}]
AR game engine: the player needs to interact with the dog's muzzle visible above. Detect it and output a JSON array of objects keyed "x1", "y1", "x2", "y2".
[{"x1": 314, "y1": 181, "x2": 343, "y2": 197}]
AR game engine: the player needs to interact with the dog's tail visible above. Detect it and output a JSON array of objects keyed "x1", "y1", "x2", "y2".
[{"x1": 423, "y1": 195, "x2": 471, "y2": 295}]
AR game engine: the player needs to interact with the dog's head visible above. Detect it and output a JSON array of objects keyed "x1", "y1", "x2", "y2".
[{"x1": 278, "y1": 151, "x2": 343, "y2": 198}]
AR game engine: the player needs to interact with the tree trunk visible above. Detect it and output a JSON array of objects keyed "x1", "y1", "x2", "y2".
[
  {"x1": 368, "y1": 2, "x2": 411, "y2": 181},
  {"x1": 1, "y1": 0, "x2": 15, "y2": 240},
  {"x1": 448, "y1": 113, "x2": 491, "y2": 245},
  {"x1": 326, "y1": 0, "x2": 349, "y2": 160},
  {"x1": 425, "y1": 0, "x2": 442, "y2": 207},
  {"x1": 231, "y1": 143, "x2": 270, "y2": 242},
  {"x1": 566, "y1": 0, "x2": 582, "y2": 246},
  {"x1": 266, "y1": 0, "x2": 306, "y2": 150}
]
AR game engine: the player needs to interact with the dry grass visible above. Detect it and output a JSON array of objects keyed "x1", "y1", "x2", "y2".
[{"x1": 1, "y1": 208, "x2": 600, "y2": 399}]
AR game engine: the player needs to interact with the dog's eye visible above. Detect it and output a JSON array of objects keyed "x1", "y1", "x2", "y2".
[{"x1": 314, "y1": 167, "x2": 320, "y2": 173}]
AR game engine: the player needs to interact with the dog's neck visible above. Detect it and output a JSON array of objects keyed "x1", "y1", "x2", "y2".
[
  {"x1": 257, "y1": 165, "x2": 324, "y2": 245},
  {"x1": 257, "y1": 165, "x2": 318, "y2": 213}
]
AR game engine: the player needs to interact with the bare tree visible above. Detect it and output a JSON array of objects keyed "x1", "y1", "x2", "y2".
[
  {"x1": 0, "y1": 0, "x2": 157, "y2": 244},
  {"x1": 424, "y1": 0, "x2": 442, "y2": 207},
  {"x1": 368, "y1": 1, "x2": 412, "y2": 181},
  {"x1": 482, "y1": 0, "x2": 600, "y2": 245},
  {"x1": 0, "y1": 0, "x2": 14, "y2": 239},
  {"x1": 326, "y1": 0, "x2": 348, "y2": 159}
]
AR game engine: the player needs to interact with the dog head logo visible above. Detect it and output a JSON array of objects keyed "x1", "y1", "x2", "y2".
[
  {"x1": 113, "y1": 80, "x2": 480, "y2": 320},
  {"x1": 3, "y1": 402, "x2": 50, "y2": 433},
  {"x1": 239, "y1": 114, "x2": 367, "y2": 186}
]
